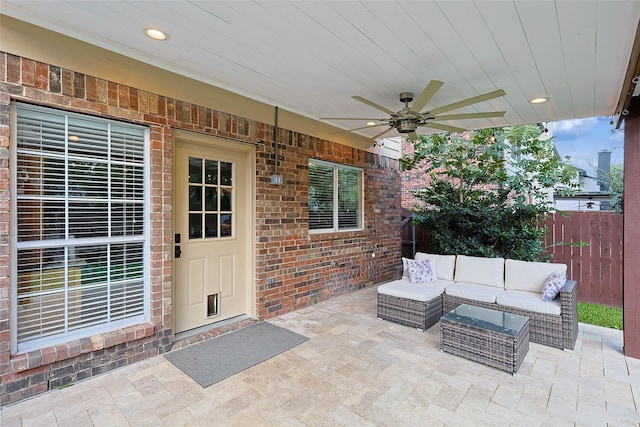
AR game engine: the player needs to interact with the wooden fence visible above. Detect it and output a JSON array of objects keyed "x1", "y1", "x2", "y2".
[
  {"x1": 540, "y1": 211, "x2": 623, "y2": 308},
  {"x1": 402, "y1": 210, "x2": 623, "y2": 307}
]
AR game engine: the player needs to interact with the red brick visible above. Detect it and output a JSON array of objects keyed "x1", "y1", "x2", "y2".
[
  {"x1": 21, "y1": 59, "x2": 35, "y2": 86},
  {"x1": 130, "y1": 88, "x2": 139, "y2": 110},
  {"x1": 6, "y1": 54, "x2": 20, "y2": 83},
  {"x1": 11, "y1": 353, "x2": 27, "y2": 372},
  {"x1": 108, "y1": 81, "x2": 118, "y2": 106},
  {"x1": 73, "y1": 72, "x2": 85, "y2": 98},
  {"x1": 54, "y1": 343, "x2": 69, "y2": 360},
  {"x1": 96, "y1": 78, "x2": 108, "y2": 104},
  {"x1": 61, "y1": 69, "x2": 74, "y2": 96},
  {"x1": 0, "y1": 53, "x2": 5, "y2": 82},
  {"x1": 48, "y1": 65, "x2": 61, "y2": 93},
  {"x1": 118, "y1": 84, "x2": 130, "y2": 108},
  {"x1": 85, "y1": 75, "x2": 97, "y2": 101},
  {"x1": 40, "y1": 346, "x2": 56, "y2": 365}
]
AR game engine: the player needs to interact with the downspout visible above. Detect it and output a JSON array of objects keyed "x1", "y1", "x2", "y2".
[{"x1": 270, "y1": 106, "x2": 282, "y2": 185}]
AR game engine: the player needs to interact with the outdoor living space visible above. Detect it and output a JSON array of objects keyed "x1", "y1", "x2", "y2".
[{"x1": 1, "y1": 286, "x2": 638, "y2": 426}]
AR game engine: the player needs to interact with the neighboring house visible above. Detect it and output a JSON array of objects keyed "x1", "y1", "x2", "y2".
[
  {"x1": 0, "y1": 20, "x2": 401, "y2": 405},
  {"x1": 554, "y1": 151, "x2": 614, "y2": 211}
]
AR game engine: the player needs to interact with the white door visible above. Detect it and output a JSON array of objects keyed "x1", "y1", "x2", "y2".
[{"x1": 173, "y1": 132, "x2": 254, "y2": 334}]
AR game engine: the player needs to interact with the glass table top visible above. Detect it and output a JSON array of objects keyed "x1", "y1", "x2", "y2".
[{"x1": 441, "y1": 304, "x2": 529, "y2": 337}]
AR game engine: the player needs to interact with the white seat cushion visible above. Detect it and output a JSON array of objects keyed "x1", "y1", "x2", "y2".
[
  {"x1": 454, "y1": 255, "x2": 505, "y2": 288},
  {"x1": 496, "y1": 290, "x2": 561, "y2": 315},
  {"x1": 504, "y1": 259, "x2": 567, "y2": 293},
  {"x1": 378, "y1": 278, "x2": 449, "y2": 302},
  {"x1": 414, "y1": 252, "x2": 456, "y2": 281},
  {"x1": 444, "y1": 282, "x2": 504, "y2": 303}
]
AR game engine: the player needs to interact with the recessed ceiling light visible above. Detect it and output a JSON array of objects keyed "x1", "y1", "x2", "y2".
[
  {"x1": 366, "y1": 122, "x2": 377, "y2": 126},
  {"x1": 530, "y1": 97, "x2": 548, "y2": 104},
  {"x1": 145, "y1": 28, "x2": 169, "y2": 41}
]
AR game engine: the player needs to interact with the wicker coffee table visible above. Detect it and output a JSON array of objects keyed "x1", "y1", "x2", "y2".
[{"x1": 440, "y1": 304, "x2": 529, "y2": 375}]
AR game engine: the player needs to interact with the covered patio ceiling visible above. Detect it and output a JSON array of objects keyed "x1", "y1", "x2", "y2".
[{"x1": 2, "y1": 1, "x2": 640, "y2": 141}]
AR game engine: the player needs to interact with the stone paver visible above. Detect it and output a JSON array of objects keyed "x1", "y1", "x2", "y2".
[{"x1": 1, "y1": 286, "x2": 638, "y2": 426}]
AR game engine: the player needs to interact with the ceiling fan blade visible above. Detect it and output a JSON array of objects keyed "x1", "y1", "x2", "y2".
[
  {"x1": 352, "y1": 96, "x2": 396, "y2": 116},
  {"x1": 330, "y1": 124, "x2": 388, "y2": 134},
  {"x1": 433, "y1": 111, "x2": 506, "y2": 121},
  {"x1": 410, "y1": 80, "x2": 444, "y2": 114},
  {"x1": 320, "y1": 117, "x2": 387, "y2": 121},
  {"x1": 429, "y1": 89, "x2": 506, "y2": 115},
  {"x1": 370, "y1": 127, "x2": 395, "y2": 140},
  {"x1": 423, "y1": 122, "x2": 468, "y2": 133}
]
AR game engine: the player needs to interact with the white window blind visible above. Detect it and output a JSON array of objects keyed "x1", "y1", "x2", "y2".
[
  {"x1": 308, "y1": 160, "x2": 363, "y2": 232},
  {"x1": 12, "y1": 103, "x2": 149, "y2": 353}
]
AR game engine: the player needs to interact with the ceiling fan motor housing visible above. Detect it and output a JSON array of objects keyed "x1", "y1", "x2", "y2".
[
  {"x1": 396, "y1": 118, "x2": 417, "y2": 133},
  {"x1": 399, "y1": 92, "x2": 414, "y2": 103}
]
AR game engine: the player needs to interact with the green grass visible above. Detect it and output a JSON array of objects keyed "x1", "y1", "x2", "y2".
[{"x1": 577, "y1": 302, "x2": 623, "y2": 330}]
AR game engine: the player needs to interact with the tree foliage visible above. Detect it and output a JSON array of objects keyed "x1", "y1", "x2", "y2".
[
  {"x1": 599, "y1": 164, "x2": 624, "y2": 213},
  {"x1": 401, "y1": 125, "x2": 579, "y2": 261}
]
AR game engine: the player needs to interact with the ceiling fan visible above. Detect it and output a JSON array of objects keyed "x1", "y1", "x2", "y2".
[{"x1": 321, "y1": 80, "x2": 506, "y2": 141}]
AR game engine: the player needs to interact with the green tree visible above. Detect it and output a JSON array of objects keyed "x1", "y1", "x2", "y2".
[
  {"x1": 401, "y1": 125, "x2": 579, "y2": 261},
  {"x1": 600, "y1": 164, "x2": 624, "y2": 213}
]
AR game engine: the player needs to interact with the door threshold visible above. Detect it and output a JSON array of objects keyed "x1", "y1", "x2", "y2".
[{"x1": 174, "y1": 315, "x2": 251, "y2": 342}]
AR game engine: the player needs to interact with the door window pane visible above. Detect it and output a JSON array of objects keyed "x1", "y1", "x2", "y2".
[
  {"x1": 189, "y1": 157, "x2": 202, "y2": 183},
  {"x1": 189, "y1": 185, "x2": 202, "y2": 211},
  {"x1": 187, "y1": 157, "x2": 233, "y2": 239},
  {"x1": 205, "y1": 160, "x2": 218, "y2": 184},
  {"x1": 221, "y1": 188, "x2": 232, "y2": 211},
  {"x1": 221, "y1": 162, "x2": 232, "y2": 185},
  {"x1": 205, "y1": 214, "x2": 218, "y2": 238},
  {"x1": 189, "y1": 213, "x2": 202, "y2": 239},
  {"x1": 205, "y1": 187, "x2": 217, "y2": 211}
]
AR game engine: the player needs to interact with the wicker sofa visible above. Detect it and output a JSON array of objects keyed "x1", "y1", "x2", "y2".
[{"x1": 377, "y1": 253, "x2": 578, "y2": 350}]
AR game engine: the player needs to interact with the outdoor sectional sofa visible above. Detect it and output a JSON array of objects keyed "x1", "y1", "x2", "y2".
[{"x1": 377, "y1": 253, "x2": 578, "y2": 350}]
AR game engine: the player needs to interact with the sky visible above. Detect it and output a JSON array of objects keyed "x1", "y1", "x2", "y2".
[{"x1": 549, "y1": 116, "x2": 624, "y2": 191}]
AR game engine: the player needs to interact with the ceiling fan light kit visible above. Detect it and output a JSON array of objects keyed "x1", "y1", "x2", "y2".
[{"x1": 321, "y1": 80, "x2": 506, "y2": 141}]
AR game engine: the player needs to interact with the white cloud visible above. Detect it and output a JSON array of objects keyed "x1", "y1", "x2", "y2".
[
  {"x1": 550, "y1": 117, "x2": 598, "y2": 136},
  {"x1": 609, "y1": 130, "x2": 624, "y2": 142}
]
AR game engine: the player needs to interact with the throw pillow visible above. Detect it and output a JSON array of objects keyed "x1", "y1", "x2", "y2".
[
  {"x1": 402, "y1": 257, "x2": 410, "y2": 278},
  {"x1": 542, "y1": 269, "x2": 567, "y2": 302},
  {"x1": 406, "y1": 258, "x2": 437, "y2": 284}
]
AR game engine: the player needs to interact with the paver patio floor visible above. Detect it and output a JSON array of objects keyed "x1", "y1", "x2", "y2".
[{"x1": 2, "y1": 286, "x2": 639, "y2": 426}]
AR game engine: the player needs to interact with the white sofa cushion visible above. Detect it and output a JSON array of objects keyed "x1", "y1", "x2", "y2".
[
  {"x1": 444, "y1": 282, "x2": 504, "y2": 303},
  {"x1": 496, "y1": 290, "x2": 562, "y2": 315},
  {"x1": 415, "y1": 252, "x2": 456, "y2": 281},
  {"x1": 378, "y1": 278, "x2": 450, "y2": 302},
  {"x1": 504, "y1": 259, "x2": 567, "y2": 293},
  {"x1": 454, "y1": 255, "x2": 505, "y2": 288}
]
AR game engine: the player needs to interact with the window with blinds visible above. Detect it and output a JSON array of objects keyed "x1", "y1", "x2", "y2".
[
  {"x1": 12, "y1": 103, "x2": 149, "y2": 353},
  {"x1": 308, "y1": 159, "x2": 363, "y2": 232}
]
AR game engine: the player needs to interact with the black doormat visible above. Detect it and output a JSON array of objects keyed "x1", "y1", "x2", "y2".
[{"x1": 164, "y1": 322, "x2": 309, "y2": 387}]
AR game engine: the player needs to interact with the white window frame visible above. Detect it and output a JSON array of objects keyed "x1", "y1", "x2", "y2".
[
  {"x1": 10, "y1": 103, "x2": 150, "y2": 354},
  {"x1": 308, "y1": 159, "x2": 364, "y2": 233}
]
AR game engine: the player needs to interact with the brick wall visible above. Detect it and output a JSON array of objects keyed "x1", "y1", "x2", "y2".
[
  {"x1": 401, "y1": 137, "x2": 431, "y2": 209},
  {"x1": 0, "y1": 52, "x2": 401, "y2": 405}
]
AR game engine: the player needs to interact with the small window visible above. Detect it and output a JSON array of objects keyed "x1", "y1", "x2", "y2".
[
  {"x1": 308, "y1": 159, "x2": 363, "y2": 232},
  {"x1": 12, "y1": 103, "x2": 149, "y2": 353}
]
